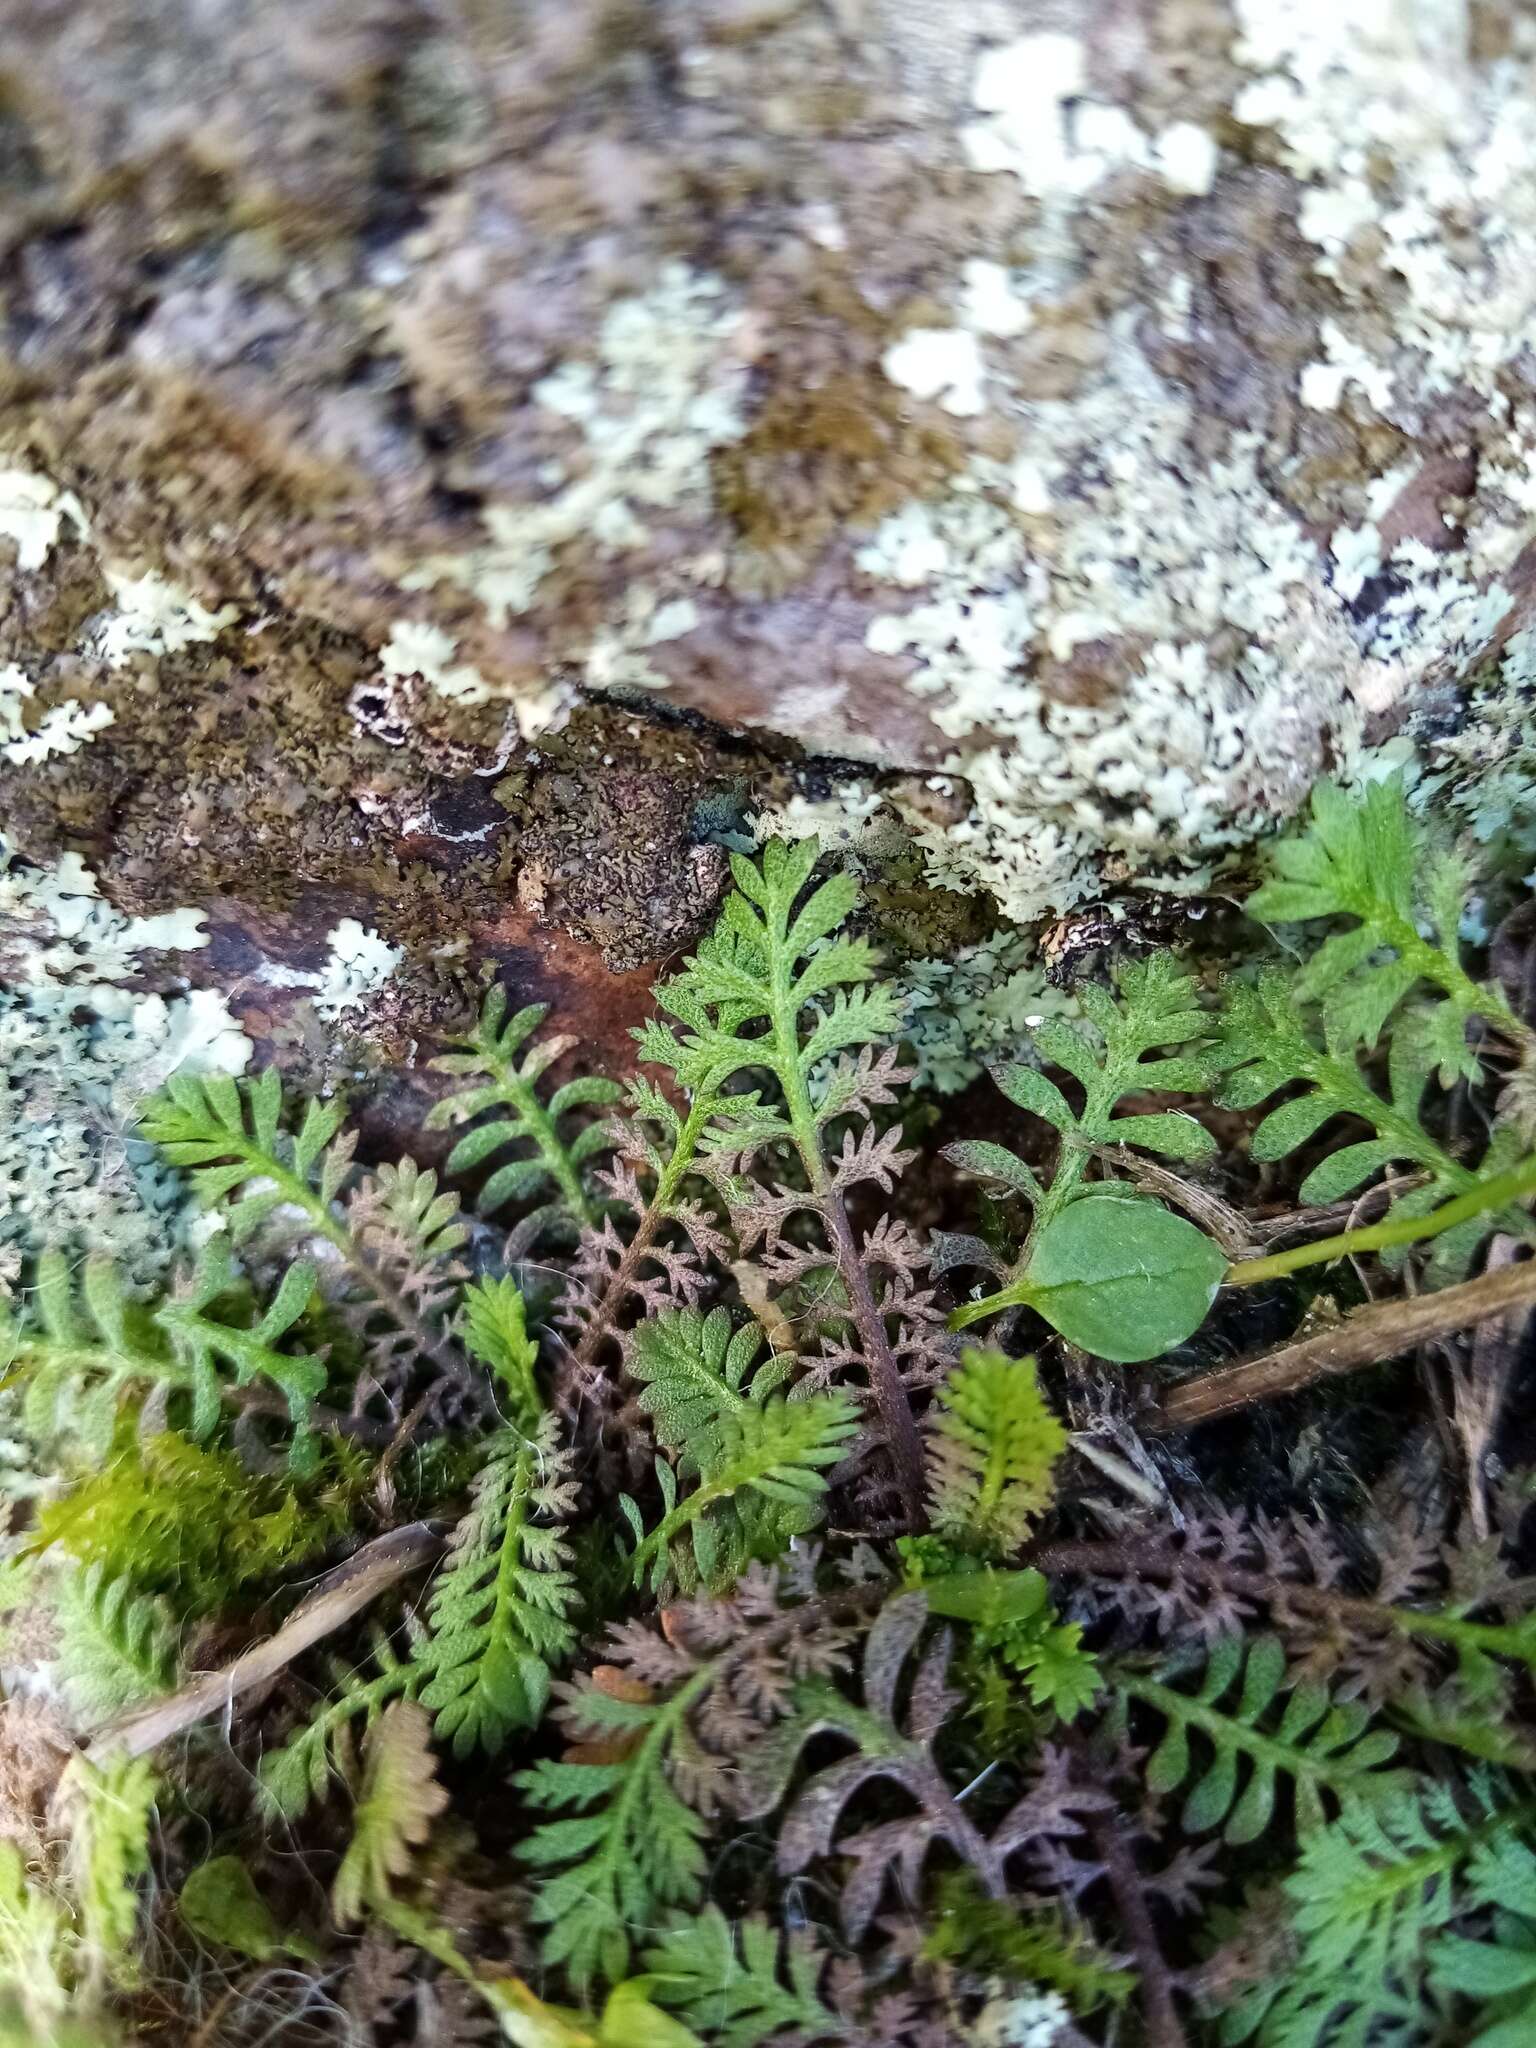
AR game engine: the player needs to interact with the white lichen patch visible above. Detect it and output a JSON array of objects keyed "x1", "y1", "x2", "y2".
[
  {"x1": 858, "y1": 473, "x2": 1047, "y2": 744},
  {"x1": 398, "y1": 264, "x2": 744, "y2": 742},
  {"x1": 583, "y1": 589, "x2": 702, "y2": 695},
  {"x1": 96, "y1": 569, "x2": 240, "y2": 667},
  {"x1": 882, "y1": 326, "x2": 988, "y2": 418},
  {"x1": 0, "y1": 838, "x2": 246, "y2": 1289},
  {"x1": 748, "y1": 782, "x2": 887, "y2": 850},
  {"x1": 380, "y1": 618, "x2": 494, "y2": 708},
  {"x1": 962, "y1": 34, "x2": 1219, "y2": 203},
  {"x1": 1298, "y1": 320, "x2": 1393, "y2": 414},
  {"x1": 846, "y1": 8, "x2": 1536, "y2": 918},
  {"x1": 314, "y1": 919, "x2": 402, "y2": 1021},
  {"x1": 256, "y1": 918, "x2": 403, "y2": 1023},
  {"x1": 860, "y1": 308, "x2": 1383, "y2": 919},
  {"x1": 0, "y1": 469, "x2": 88, "y2": 572},
  {"x1": 1235, "y1": 1, "x2": 1536, "y2": 404},
  {"x1": 1, "y1": 843, "x2": 212, "y2": 988},
  {"x1": 405, "y1": 265, "x2": 747, "y2": 629},
  {"x1": 959, "y1": 259, "x2": 1034, "y2": 341},
  {"x1": 0, "y1": 665, "x2": 114, "y2": 766}
]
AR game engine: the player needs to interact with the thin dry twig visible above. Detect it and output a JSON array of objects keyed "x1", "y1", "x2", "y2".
[
  {"x1": 1441, "y1": 1234, "x2": 1529, "y2": 1539},
  {"x1": 86, "y1": 1521, "x2": 447, "y2": 1762},
  {"x1": 1148, "y1": 1255, "x2": 1536, "y2": 1432},
  {"x1": 1088, "y1": 1808, "x2": 1188, "y2": 2048},
  {"x1": 1244, "y1": 1174, "x2": 1429, "y2": 1247},
  {"x1": 1083, "y1": 1146, "x2": 1256, "y2": 1258}
]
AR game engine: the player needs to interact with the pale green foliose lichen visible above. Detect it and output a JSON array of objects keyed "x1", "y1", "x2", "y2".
[
  {"x1": 850, "y1": 5, "x2": 1536, "y2": 922},
  {"x1": 96, "y1": 569, "x2": 240, "y2": 667},
  {"x1": 401, "y1": 263, "x2": 746, "y2": 734},
  {"x1": 0, "y1": 666, "x2": 114, "y2": 766},
  {"x1": 0, "y1": 469, "x2": 88, "y2": 572},
  {"x1": 899, "y1": 932, "x2": 1075, "y2": 1096},
  {"x1": 253, "y1": 917, "x2": 403, "y2": 1024},
  {"x1": 0, "y1": 840, "x2": 249, "y2": 1293}
]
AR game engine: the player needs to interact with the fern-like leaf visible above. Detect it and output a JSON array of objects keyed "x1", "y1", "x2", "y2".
[
  {"x1": 945, "y1": 956, "x2": 1218, "y2": 1336},
  {"x1": 61, "y1": 1752, "x2": 158, "y2": 1997},
  {"x1": 1119, "y1": 1634, "x2": 1402, "y2": 1845},
  {"x1": 258, "y1": 1623, "x2": 426, "y2": 1820},
  {"x1": 0, "y1": 1841, "x2": 69, "y2": 2030},
  {"x1": 517, "y1": 1663, "x2": 718, "y2": 1992},
  {"x1": 1218, "y1": 1775, "x2": 1524, "y2": 2046},
  {"x1": 53, "y1": 1564, "x2": 179, "y2": 1729},
  {"x1": 426, "y1": 990, "x2": 620, "y2": 1238},
  {"x1": 1247, "y1": 774, "x2": 1526, "y2": 1069},
  {"x1": 459, "y1": 1274, "x2": 541, "y2": 1427},
  {"x1": 925, "y1": 1349, "x2": 1066, "y2": 1558},
  {"x1": 1430, "y1": 1831, "x2": 1536, "y2": 2047},
  {"x1": 742, "y1": 1595, "x2": 1110, "y2": 1941},
  {"x1": 1215, "y1": 973, "x2": 1530, "y2": 1279},
  {"x1": 652, "y1": 840, "x2": 934, "y2": 1518},
  {"x1": 644, "y1": 1907, "x2": 844, "y2": 2047},
  {"x1": 513, "y1": 1567, "x2": 863, "y2": 1996},
  {"x1": 141, "y1": 1068, "x2": 356, "y2": 1244},
  {"x1": 621, "y1": 1307, "x2": 857, "y2": 1593},
  {"x1": 1, "y1": 1243, "x2": 322, "y2": 1459},
  {"x1": 332, "y1": 1701, "x2": 450, "y2": 1925},
  {"x1": 557, "y1": 1074, "x2": 732, "y2": 1401},
  {"x1": 141, "y1": 1072, "x2": 470, "y2": 1410},
  {"x1": 947, "y1": 952, "x2": 1215, "y2": 1228},
  {"x1": 417, "y1": 1410, "x2": 578, "y2": 1755}
]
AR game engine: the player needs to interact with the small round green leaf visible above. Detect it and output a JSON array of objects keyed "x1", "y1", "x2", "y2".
[
  {"x1": 180, "y1": 1856, "x2": 316, "y2": 1962},
  {"x1": 1022, "y1": 1195, "x2": 1226, "y2": 1362}
]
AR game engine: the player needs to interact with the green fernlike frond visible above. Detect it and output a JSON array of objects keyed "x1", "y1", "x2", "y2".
[
  {"x1": 63, "y1": 1752, "x2": 158, "y2": 1995},
  {"x1": 426, "y1": 989, "x2": 620, "y2": 1231},
  {"x1": 142, "y1": 1071, "x2": 468, "y2": 1389},
  {"x1": 621, "y1": 1307, "x2": 857, "y2": 1594},
  {"x1": 1120, "y1": 1634, "x2": 1401, "y2": 1846},
  {"x1": 459, "y1": 1274, "x2": 540, "y2": 1427},
  {"x1": 0, "y1": 1841, "x2": 70, "y2": 2032},
  {"x1": 517, "y1": 1660, "x2": 716, "y2": 1993},
  {"x1": 652, "y1": 836, "x2": 902, "y2": 1103},
  {"x1": 140, "y1": 1068, "x2": 357, "y2": 1246},
  {"x1": 0, "y1": 1752, "x2": 157, "y2": 2031},
  {"x1": 258, "y1": 1624, "x2": 425, "y2": 1820},
  {"x1": 417, "y1": 1410, "x2": 578, "y2": 1757},
  {"x1": 644, "y1": 1908, "x2": 844, "y2": 2048},
  {"x1": 642, "y1": 840, "x2": 928, "y2": 1520},
  {"x1": 1247, "y1": 775, "x2": 1526, "y2": 1072},
  {"x1": 913, "y1": 1555, "x2": 1103, "y2": 1728},
  {"x1": 949, "y1": 953, "x2": 1216, "y2": 1230},
  {"x1": 925, "y1": 1349, "x2": 1066, "y2": 1558},
  {"x1": 53, "y1": 1564, "x2": 179, "y2": 1729},
  {"x1": 1430, "y1": 1831, "x2": 1536, "y2": 2047},
  {"x1": 1216, "y1": 973, "x2": 1530, "y2": 1280},
  {"x1": 1, "y1": 1243, "x2": 322, "y2": 1459},
  {"x1": 1218, "y1": 1775, "x2": 1526, "y2": 2047},
  {"x1": 946, "y1": 957, "x2": 1222, "y2": 1351},
  {"x1": 332, "y1": 1701, "x2": 449, "y2": 1926}
]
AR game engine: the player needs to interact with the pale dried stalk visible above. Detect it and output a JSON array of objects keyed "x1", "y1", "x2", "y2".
[
  {"x1": 1149, "y1": 1256, "x2": 1536, "y2": 1431},
  {"x1": 87, "y1": 1521, "x2": 446, "y2": 1762}
]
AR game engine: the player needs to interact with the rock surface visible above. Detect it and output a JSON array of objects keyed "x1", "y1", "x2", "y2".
[{"x1": 3, "y1": 0, "x2": 1535, "y2": 959}]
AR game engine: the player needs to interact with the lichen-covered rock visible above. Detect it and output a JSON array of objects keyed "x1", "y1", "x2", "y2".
[{"x1": 2, "y1": 0, "x2": 1534, "y2": 949}]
